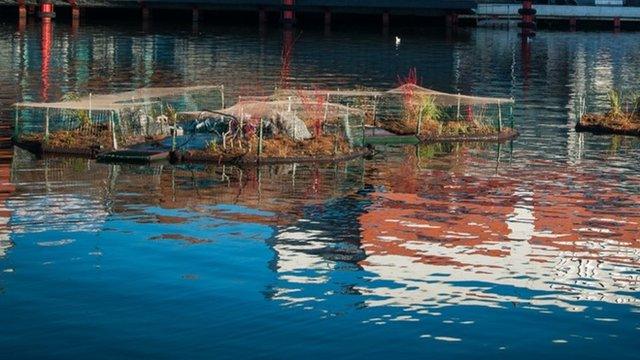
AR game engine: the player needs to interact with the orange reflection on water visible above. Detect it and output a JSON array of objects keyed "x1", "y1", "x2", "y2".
[{"x1": 357, "y1": 148, "x2": 640, "y2": 311}]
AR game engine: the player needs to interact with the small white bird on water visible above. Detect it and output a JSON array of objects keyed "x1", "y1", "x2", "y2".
[{"x1": 395, "y1": 36, "x2": 401, "y2": 46}]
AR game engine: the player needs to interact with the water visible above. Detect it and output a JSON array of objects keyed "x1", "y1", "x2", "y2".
[{"x1": 0, "y1": 19, "x2": 639, "y2": 359}]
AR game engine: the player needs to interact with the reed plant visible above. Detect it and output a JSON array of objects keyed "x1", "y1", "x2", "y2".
[{"x1": 608, "y1": 90, "x2": 623, "y2": 117}]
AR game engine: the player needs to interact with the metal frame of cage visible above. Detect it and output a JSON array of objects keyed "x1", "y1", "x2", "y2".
[
  {"x1": 213, "y1": 98, "x2": 368, "y2": 151},
  {"x1": 12, "y1": 85, "x2": 226, "y2": 155},
  {"x1": 272, "y1": 86, "x2": 516, "y2": 137}
]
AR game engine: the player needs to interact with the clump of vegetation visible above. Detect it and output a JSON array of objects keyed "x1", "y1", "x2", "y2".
[
  {"x1": 438, "y1": 121, "x2": 496, "y2": 137},
  {"x1": 20, "y1": 124, "x2": 114, "y2": 151},
  {"x1": 201, "y1": 132, "x2": 351, "y2": 160},
  {"x1": 386, "y1": 93, "x2": 442, "y2": 135},
  {"x1": 608, "y1": 90, "x2": 623, "y2": 118},
  {"x1": 164, "y1": 104, "x2": 177, "y2": 124},
  {"x1": 578, "y1": 89, "x2": 640, "y2": 136},
  {"x1": 206, "y1": 140, "x2": 218, "y2": 153},
  {"x1": 255, "y1": 134, "x2": 350, "y2": 158}
]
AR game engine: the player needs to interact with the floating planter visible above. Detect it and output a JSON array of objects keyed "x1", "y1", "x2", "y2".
[
  {"x1": 382, "y1": 83, "x2": 518, "y2": 143},
  {"x1": 275, "y1": 82, "x2": 518, "y2": 145},
  {"x1": 576, "y1": 91, "x2": 640, "y2": 136},
  {"x1": 169, "y1": 100, "x2": 370, "y2": 165},
  {"x1": 12, "y1": 82, "x2": 518, "y2": 165},
  {"x1": 12, "y1": 85, "x2": 224, "y2": 161}
]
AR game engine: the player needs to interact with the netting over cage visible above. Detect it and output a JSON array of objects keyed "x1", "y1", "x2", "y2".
[
  {"x1": 380, "y1": 84, "x2": 515, "y2": 137},
  {"x1": 13, "y1": 85, "x2": 224, "y2": 153},
  {"x1": 273, "y1": 84, "x2": 515, "y2": 138},
  {"x1": 172, "y1": 98, "x2": 367, "y2": 161},
  {"x1": 220, "y1": 99, "x2": 366, "y2": 144},
  {"x1": 273, "y1": 88, "x2": 383, "y2": 127}
]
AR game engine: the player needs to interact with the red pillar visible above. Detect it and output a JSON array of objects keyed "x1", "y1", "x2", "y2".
[
  {"x1": 280, "y1": 28, "x2": 294, "y2": 87},
  {"x1": 18, "y1": 1, "x2": 27, "y2": 31},
  {"x1": 519, "y1": 0, "x2": 536, "y2": 39},
  {"x1": 70, "y1": 0, "x2": 80, "y2": 26},
  {"x1": 38, "y1": 0, "x2": 55, "y2": 21},
  {"x1": 72, "y1": 6, "x2": 80, "y2": 21},
  {"x1": 282, "y1": 0, "x2": 294, "y2": 27},
  {"x1": 614, "y1": 17, "x2": 621, "y2": 30},
  {"x1": 18, "y1": 1, "x2": 27, "y2": 19}
]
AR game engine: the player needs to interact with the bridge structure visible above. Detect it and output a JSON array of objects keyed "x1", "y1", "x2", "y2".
[
  {"x1": 5, "y1": 0, "x2": 640, "y2": 30},
  {"x1": 5, "y1": 0, "x2": 476, "y2": 28}
]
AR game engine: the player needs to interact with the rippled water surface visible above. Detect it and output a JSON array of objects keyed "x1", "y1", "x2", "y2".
[{"x1": 0, "y1": 19, "x2": 639, "y2": 359}]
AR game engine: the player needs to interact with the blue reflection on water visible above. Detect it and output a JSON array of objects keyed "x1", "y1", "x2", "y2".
[{"x1": 0, "y1": 159, "x2": 638, "y2": 359}]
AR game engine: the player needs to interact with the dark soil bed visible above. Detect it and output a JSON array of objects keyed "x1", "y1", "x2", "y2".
[
  {"x1": 14, "y1": 127, "x2": 114, "y2": 158},
  {"x1": 170, "y1": 134, "x2": 370, "y2": 165},
  {"x1": 380, "y1": 120, "x2": 518, "y2": 143},
  {"x1": 14, "y1": 129, "x2": 169, "y2": 159},
  {"x1": 576, "y1": 113, "x2": 640, "y2": 136}
]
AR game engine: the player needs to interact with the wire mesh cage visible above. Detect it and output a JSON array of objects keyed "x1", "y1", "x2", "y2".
[
  {"x1": 13, "y1": 86, "x2": 225, "y2": 156},
  {"x1": 12, "y1": 83, "x2": 516, "y2": 164},
  {"x1": 376, "y1": 85, "x2": 515, "y2": 139},
  {"x1": 171, "y1": 97, "x2": 368, "y2": 163},
  {"x1": 273, "y1": 89, "x2": 382, "y2": 127},
  {"x1": 14, "y1": 106, "x2": 122, "y2": 154},
  {"x1": 272, "y1": 84, "x2": 516, "y2": 140}
]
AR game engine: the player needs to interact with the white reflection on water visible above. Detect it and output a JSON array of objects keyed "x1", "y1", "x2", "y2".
[
  {"x1": 267, "y1": 150, "x2": 640, "y2": 316},
  {"x1": 274, "y1": 226, "x2": 334, "y2": 285},
  {"x1": 356, "y1": 176, "x2": 640, "y2": 313},
  {"x1": 8, "y1": 194, "x2": 108, "y2": 234}
]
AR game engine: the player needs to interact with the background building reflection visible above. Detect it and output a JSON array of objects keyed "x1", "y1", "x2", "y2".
[{"x1": 261, "y1": 143, "x2": 640, "y2": 315}]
